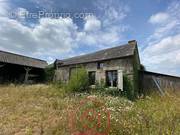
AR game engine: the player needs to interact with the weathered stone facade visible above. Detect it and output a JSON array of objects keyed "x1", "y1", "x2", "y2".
[
  {"x1": 54, "y1": 56, "x2": 136, "y2": 89},
  {"x1": 54, "y1": 40, "x2": 140, "y2": 91}
]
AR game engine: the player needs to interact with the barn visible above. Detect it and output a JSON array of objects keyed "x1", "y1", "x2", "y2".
[
  {"x1": 140, "y1": 71, "x2": 180, "y2": 95},
  {"x1": 0, "y1": 50, "x2": 48, "y2": 83}
]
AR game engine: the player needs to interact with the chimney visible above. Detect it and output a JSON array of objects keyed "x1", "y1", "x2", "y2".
[{"x1": 128, "y1": 40, "x2": 137, "y2": 46}]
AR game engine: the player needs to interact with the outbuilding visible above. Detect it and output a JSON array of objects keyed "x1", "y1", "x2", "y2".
[{"x1": 0, "y1": 50, "x2": 48, "y2": 83}]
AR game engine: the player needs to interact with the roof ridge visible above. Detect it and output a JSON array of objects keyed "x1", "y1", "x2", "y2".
[
  {"x1": 61, "y1": 43, "x2": 130, "y2": 61},
  {"x1": 56, "y1": 42, "x2": 137, "y2": 66}
]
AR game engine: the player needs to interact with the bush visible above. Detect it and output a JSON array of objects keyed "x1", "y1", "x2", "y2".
[
  {"x1": 122, "y1": 75, "x2": 134, "y2": 100},
  {"x1": 94, "y1": 80, "x2": 122, "y2": 96},
  {"x1": 45, "y1": 65, "x2": 55, "y2": 82},
  {"x1": 67, "y1": 67, "x2": 89, "y2": 92},
  {"x1": 104, "y1": 87, "x2": 121, "y2": 96},
  {"x1": 94, "y1": 79, "x2": 106, "y2": 91}
]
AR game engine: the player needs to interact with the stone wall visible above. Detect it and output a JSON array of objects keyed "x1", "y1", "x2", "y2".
[
  {"x1": 132, "y1": 45, "x2": 141, "y2": 95},
  {"x1": 54, "y1": 57, "x2": 134, "y2": 84}
]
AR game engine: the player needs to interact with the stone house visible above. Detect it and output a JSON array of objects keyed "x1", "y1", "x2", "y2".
[{"x1": 54, "y1": 40, "x2": 141, "y2": 92}]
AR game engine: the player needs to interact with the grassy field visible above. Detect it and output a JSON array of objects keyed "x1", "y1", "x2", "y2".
[{"x1": 0, "y1": 84, "x2": 179, "y2": 135}]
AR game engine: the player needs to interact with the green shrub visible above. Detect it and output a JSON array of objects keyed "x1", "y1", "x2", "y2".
[
  {"x1": 122, "y1": 75, "x2": 134, "y2": 100},
  {"x1": 67, "y1": 67, "x2": 89, "y2": 92},
  {"x1": 94, "y1": 80, "x2": 122, "y2": 96},
  {"x1": 45, "y1": 65, "x2": 55, "y2": 82},
  {"x1": 95, "y1": 79, "x2": 106, "y2": 91},
  {"x1": 104, "y1": 87, "x2": 121, "y2": 96}
]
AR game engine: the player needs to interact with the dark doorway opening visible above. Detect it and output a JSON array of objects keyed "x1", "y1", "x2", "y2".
[{"x1": 88, "y1": 71, "x2": 96, "y2": 85}]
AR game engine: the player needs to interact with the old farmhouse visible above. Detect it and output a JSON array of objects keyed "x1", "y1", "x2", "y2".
[
  {"x1": 54, "y1": 40, "x2": 140, "y2": 93},
  {"x1": 0, "y1": 50, "x2": 48, "y2": 83},
  {"x1": 54, "y1": 40, "x2": 180, "y2": 95}
]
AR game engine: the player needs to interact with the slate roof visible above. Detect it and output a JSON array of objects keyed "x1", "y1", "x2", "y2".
[
  {"x1": 57, "y1": 41, "x2": 136, "y2": 66},
  {"x1": 0, "y1": 50, "x2": 48, "y2": 69}
]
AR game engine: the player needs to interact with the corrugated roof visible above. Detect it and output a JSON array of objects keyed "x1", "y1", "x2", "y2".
[
  {"x1": 0, "y1": 50, "x2": 48, "y2": 69},
  {"x1": 57, "y1": 42, "x2": 136, "y2": 66},
  {"x1": 141, "y1": 70, "x2": 180, "y2": 79}
]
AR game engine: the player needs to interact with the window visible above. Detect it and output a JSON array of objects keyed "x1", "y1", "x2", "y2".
[
  {"x1": 106, "y1": 70, "x2": 118, "y2": 87},
  {"x1": 97, "y1": 62, "x2": 104, "y2": 69},
  {"x1": 88, "y1": 71, "x2": 96, "y2": 85}
]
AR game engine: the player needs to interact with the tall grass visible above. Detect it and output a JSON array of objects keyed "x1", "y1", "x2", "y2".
[{"x1": 0, "y1": 84, "x2": 179, "y2": 135}]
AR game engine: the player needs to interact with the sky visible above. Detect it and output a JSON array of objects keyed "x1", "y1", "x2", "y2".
[{"x1": 0, "y1": 0, "x2": 180, "y2": 76}]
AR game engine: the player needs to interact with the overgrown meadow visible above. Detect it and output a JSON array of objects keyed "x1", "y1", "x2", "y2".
[{"x1": 0, "y1": 84, "x2": 179, "y2": 135}]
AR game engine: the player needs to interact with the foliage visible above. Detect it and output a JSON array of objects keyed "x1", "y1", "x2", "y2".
[
  {"x1": 67, "y1": 67, "x2": 89, "y2": 92},
  {"x1": 132, "y1": 48, "x2": 141, "y2": 98},
  {"x1": 44, "y1": 65, "x2": 55, "y2": 82},
  {"x1": 0, "y1": 85, "x2": 179, "y2": 135},
  {"x1": 94, "y1": 79, "x2": 106, "y2": 91},
  {"x1": 94, "y1": 80, "x2": 122, "y2": 96},
  {"x1": 122, "y1": 75, "x2": 134, "y2": 100},
  {"x1": 104, "y1": 87, "x2": 121, "y2": 96}
]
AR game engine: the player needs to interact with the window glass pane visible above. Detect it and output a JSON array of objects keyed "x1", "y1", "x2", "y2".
[{"x1": 106, "y1": 70, "x2": 117, "y2": 87}]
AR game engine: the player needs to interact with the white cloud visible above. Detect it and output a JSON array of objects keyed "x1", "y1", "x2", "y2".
[
  {"x1": 84, "y1": 16, "x2": 101, "y2": 32},
  {"x1": 147, "y1": 1, "x2": 180, "y2": 41},
  {"x1": 80, "y1": 0, "x2": 129, "y2": 48},
  {"x1": 95, "y1": 0, "x2": 129, "y2": 27},
  {"x1": 141, "y1": 47, "x2": 180, "y2": 75},
  {"x1": 0, "y1": 17, "x2": 78, "y2": 61},
  {"x1": 149, "y1": 12, "x2": 169, "y2": 24},
  {"x1": 29, "y1": 0, "x2": 54, "y2": 10},
  {"x1": 0, "y1": 0, "x2": 129, "y2": 63},
  {"x1": 0, "y1": 0, "x2": 10, "y2": 17},
  {"x1": 142, "y1": 35, "x2": 180, "y2": 73},
  {"x1": 0, "y1": 15, "x2": 125, "y2": 63},
  {"x1": 144, "y1": 34, "x2": 180, "y2": 55},
  {"x1": 77, "y1": 16, "x2": 122, "y2": 48},
  {"x1": 142, "y1": 1, "x2": 180, "y2": 75}
]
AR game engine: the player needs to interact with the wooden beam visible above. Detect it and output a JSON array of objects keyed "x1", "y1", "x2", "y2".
[
  {"x1": 152, "y1": 77, "x2": 165, "y2": 96},
  {"x1": 28, "y1": 74, "x2": 39, "y2": 77},
  {"x1": 24, "y1": 67, "x2": 32, "y2": 84},
  {"x1": 0, "y1": 64, "x2": 5, "y2": 68}
]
